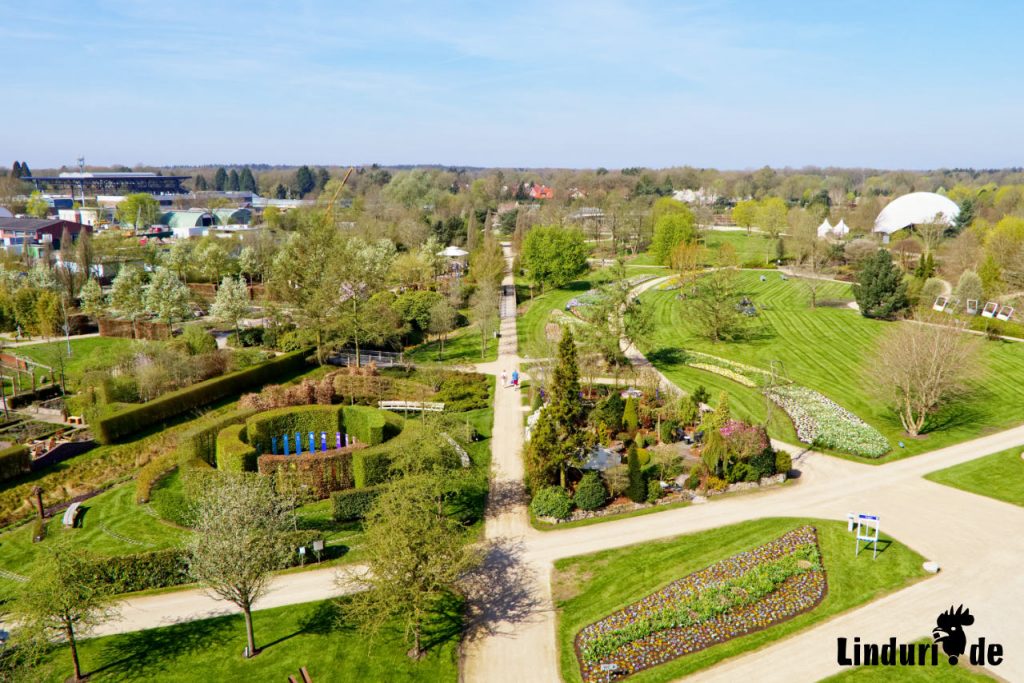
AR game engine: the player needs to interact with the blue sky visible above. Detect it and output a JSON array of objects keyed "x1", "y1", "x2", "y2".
[{"x1": 2, "y1": 1, "x2": 1022, "y2": 169}]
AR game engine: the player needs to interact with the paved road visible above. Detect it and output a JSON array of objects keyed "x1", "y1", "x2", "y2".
[{"x1": 89, "y1": 565, "x2": 366, "y2": 638}]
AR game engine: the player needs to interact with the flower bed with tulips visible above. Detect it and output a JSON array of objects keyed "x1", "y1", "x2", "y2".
[
  {"x1": 688, "y1": 363, "x2": 757, "y2": 387},
  {"x1": 764, "y1": 385, "x2": 890, "y2": 458},
  {"x1": 574, "y1": 526, "x2": 825, "y2": 681}
]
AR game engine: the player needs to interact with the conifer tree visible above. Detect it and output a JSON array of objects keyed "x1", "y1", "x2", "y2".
[
  {"x1": 20, "y1": 161, "x2": 30, "y2": 177},
  {"x1": 11, "y1": 161, "x2": 22, "y2": 178},
  {"x1": 853, "y1": 249, "x2": 909, "y2": 319},
  {"x1": 239, "y1": 167, "x2": 257, "y2": 193},
  {"x1": 227, "y1": 169, "x2": 240, "y2": 191},
  {"x1": 626, "y1": 443, "x2": 646, "y2": 503},
  {"x1": 525, "y1": 327, "x2": 588, "y2": 487},
  {"x1": 213, "y1": 167, "x2": 228, "y2": 191}
]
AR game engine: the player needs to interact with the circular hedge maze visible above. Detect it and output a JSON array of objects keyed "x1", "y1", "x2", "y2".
[{"x1": 213, "y1": 404, "x2": 410, "y2": 501}]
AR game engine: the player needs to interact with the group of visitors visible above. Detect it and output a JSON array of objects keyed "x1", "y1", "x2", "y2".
[{"x1": 501, "y1": 369, "x2": 519, "y2": 389}]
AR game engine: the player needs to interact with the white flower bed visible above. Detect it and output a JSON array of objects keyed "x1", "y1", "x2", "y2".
[
  {"x1": 689, "y1": 363, "x2": 758, "y2": 387},
  {"x1": 765, "y1": 385, "x2": 890, "y2": 458},
  {"x1": 684, "y1": 351, "x2": 772, "y2": 387}
]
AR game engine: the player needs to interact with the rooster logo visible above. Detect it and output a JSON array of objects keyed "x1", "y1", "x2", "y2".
[{"x1": 933, "y1": 605, "x2": 974, "y2": 665}]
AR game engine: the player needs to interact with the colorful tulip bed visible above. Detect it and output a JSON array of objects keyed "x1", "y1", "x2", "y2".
[
  {"x1": 574, "y1": 526, "x2": 826, "y2": 681},
  {"x1": 764, "y1": 385, "x2": 890, "y2": 458}
]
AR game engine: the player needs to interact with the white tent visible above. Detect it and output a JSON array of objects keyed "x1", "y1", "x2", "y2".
[
  {"x1": 833, "y1": 219, "x2": 850, "y2": 236},
  {"x1": 816, "y1": 218, "x2": 833, "y2": 238},
  {"x1": 873, "y1": 192, "x2": 959, "y2": 235},
  {"x1": 437, "y1": 246, "x2": 469, "y2": 257}
]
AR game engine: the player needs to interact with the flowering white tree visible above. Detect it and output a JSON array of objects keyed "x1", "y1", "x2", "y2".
[
  {"x1": 211, "y1": 275, "x2": 250, "y2": 342},
  {"x1": 144, "y1": 267, "x2": 192, "y2": 326}
]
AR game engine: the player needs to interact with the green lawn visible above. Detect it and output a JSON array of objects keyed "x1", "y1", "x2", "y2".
[
  {"x1": 517, "y1": 277, "x2": 595, "y2": 359},
  {"x1": 406, "y1": 323, "x2": 498, "y2": 365},
  {"x1": 822, "y1": 640, "x2": 995, "y2": 681},
  {"x1": 0, "y1": 482, "x2": 186, "y2": 601},
  {"x1": 21, "y1": 598, "x2": 459, "y2": 682},
  {"x1": 554, "y1": 518, "x2": 928, "y2": 683},
  {"x1": 925, "y1": 447, "x2": 1024, "y2": 507},
  {"x1": 13, "y1": 336, "x2": 135, "y2": 389},
  {"x1": 640, "y1": 270, "x2": 1024, "y2": 462},
  {"x1": 703, "y1": 230, "x2": 783, "y2": 265}
]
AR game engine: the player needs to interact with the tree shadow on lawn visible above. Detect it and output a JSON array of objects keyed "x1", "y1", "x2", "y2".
[
  {"x1": 646, "y1": 347, "x2": 685, "y2": 366},
  {"x1": 89, "y1": 613, "x2": 232, "y2": 679}
]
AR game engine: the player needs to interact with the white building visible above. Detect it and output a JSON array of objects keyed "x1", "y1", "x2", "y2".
[{"x1": 873, "y1": 192, "x2": 959, "y2": 242}]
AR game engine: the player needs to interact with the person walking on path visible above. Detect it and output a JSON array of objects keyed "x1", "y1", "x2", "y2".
[
  {"x1": 501, "y1": 369, "x2": 508, "y2": 387},
  {"x1": 511, "y1": 369, "x2": 519, "y2": 389}
]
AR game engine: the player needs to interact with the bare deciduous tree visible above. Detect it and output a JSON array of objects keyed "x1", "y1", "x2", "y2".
[{"x1": 869, "y1": 320, "x2": 981, "y2": 436}]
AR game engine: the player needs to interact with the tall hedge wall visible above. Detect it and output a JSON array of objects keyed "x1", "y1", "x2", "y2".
[
  {"x1": 246, "y1": 405, "x2": 346, "y2": 454},
  {"x1": 179, "y1": 408, "x2": 258, "y2": 465},
  {"x1": 331, "y1": 486, "x2": 380, "y2": 521},
  {"x1": 0, "y1": 444, "x2": 30, "y2": 484},
  {"x1": 135, "y1": 408, "x2": 255, "y2": 504},
  {"x1": 92, "y1": 350, "x2": 310, "y2": 444},
  {"x1": 215, "y1": 424, "x2": 258, "y2": 472},
  {"x1": 342, "y1": 405, "x2": 387, "y2": 446}
]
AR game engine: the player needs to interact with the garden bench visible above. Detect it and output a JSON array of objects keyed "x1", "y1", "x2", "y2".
[{"x1": 62, "y1": 501, "x2": 82, "y2": 528}]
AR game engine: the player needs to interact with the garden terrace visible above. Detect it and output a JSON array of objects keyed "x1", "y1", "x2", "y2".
[{"x1": 639, "y1": 270, "x2": 1024, "y2": 462}]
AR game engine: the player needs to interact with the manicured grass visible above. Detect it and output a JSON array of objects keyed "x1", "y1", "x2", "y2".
[
  {"x1": 640, "y1": 270, "x2": 1024, "y2": 462},
  {"x1": 822, "y1": 640, "x2": 995, "y2": 681},
  {"x1": 22, "y1": 598, "x2": 459, "y2": 682},
  {"x1": 554, "y1": 517, "x2": 928, "y2": 683},
  {"x1": 703, "y1": 231, "x2": 783, "y2": 265},
  {"x1": 406, "y1": 323, "x2": 498, "y2": 364},
  {"x1": 0, "y1": 481, "x2": 186, "y2": 601},
  {"x1": 517, "y1": 277, "x2": 595, "y2": 359},
  {"x1": 925, "y1": 447, "x2": 1024, "y2": 507},
  {"x1": 14, "y1": 336, "x2": 135, "y2": 389}
]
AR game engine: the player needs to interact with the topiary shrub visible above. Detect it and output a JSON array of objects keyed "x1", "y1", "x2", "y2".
[
  {"x1": 622, "y1": 397, "x2": 639, "y2": 433},
  {"x1": 573, "y1": 472, "x2": 608, "y2": 511},
  {"x1": 646, "y1": 479, "x2": 662, "y2": 503},
  {"x1": 659, "y1": 419, "x2": 679, "y2": 444},
  {"x1": 215, "y1": 424, "x2": 258, "y2": 472},
  {"x1": 775, "y1": 449, "x2": 792, "y2": 475},
  {"x1": 750, "y1": 449, "x2": 777, "y2": 479},
  {"x1": 626, "y1": 444, "x2": 646, "y2": 503},
  {"x1": 331, "y1": 486, "x2": 380, "y2": 521},
  {"x1": 530, "y1": 485, "x2": 573, "y2": 520},
  {"x1": 592, "y1": 394, "x2": 624, "y2": 433},
  {"x1": 0, "y1": 444, "x2": 30, "y2": 484}
]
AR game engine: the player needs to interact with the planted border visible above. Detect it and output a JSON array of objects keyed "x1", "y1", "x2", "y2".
[
  {"x1": 574, "y1": 526, "x2": 826, "y2": 681},
  {"x1": 765, "y1": 385, "x2": 890, "y2": 458}
]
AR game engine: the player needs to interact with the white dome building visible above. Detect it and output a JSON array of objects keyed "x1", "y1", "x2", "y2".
[{"x1": 873, "y1": 192, "x2": 959, "y2": 236}]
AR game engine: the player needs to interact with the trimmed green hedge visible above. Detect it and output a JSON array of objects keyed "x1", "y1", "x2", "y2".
[
  {"x1": 331, "y1": 486, "x2": 380, "y2": 521},
  {"x1": 135, "y1": 409, "x2": 256, "y2": 503},
  {"x1": 92, "y1": 350, "x2": 310, "y2": 444},
  {"x1": 179, "y1": 408, "x2": 257, "y2": 465},
  {"x1": 0, "y1": 444, "x2": 30, "y2": 484},
  {"x1": 94, "y1": 549, "x2": 190, "y2": 593},
  {"x1": 352, "y1": 420, "x2": 420, "y2": 488},
  {"x1": 246, "y1": 405, "x2": 345, "y2": 454},
  {"x1": 215, "y1": 424, "x2": 258, "y2": 472},
  {"x1": 342, "y1": 405, "x2": 386, "y2": 446}
]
